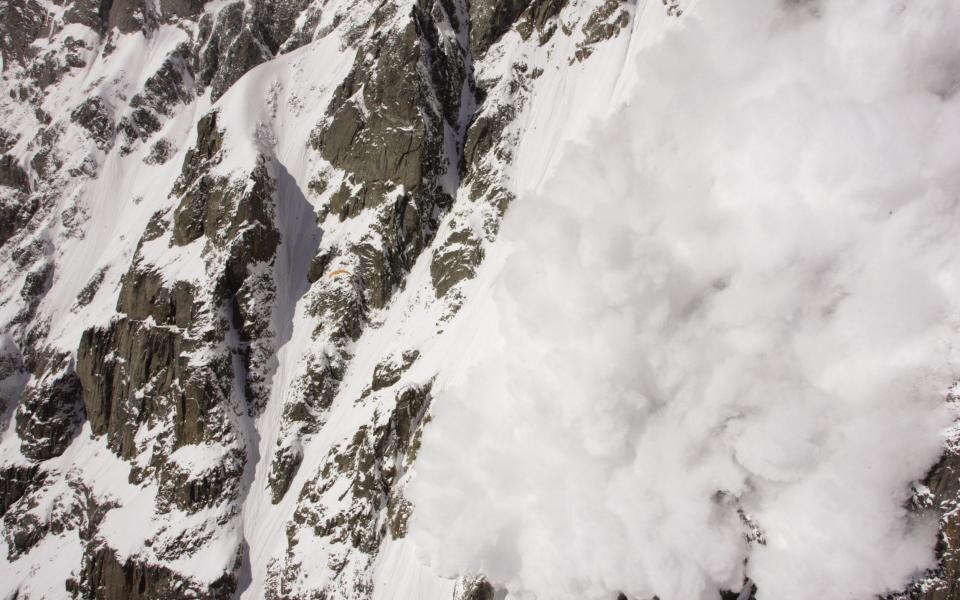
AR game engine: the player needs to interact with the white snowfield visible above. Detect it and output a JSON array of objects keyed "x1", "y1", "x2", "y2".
[{"x1": 1, "y1": 0, "x2": 959, "y2": 598}]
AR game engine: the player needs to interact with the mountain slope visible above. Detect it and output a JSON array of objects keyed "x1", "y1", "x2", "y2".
[
  {"x1": 1, "y1": 0, "x2": 959, "y2": 599},
  {"x1": 0, "y1": 0, "x2": 651, "y2": 597}
]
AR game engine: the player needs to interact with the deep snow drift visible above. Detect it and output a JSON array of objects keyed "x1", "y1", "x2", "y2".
[{"x1": 408, "y1": 1, "x2": 960, "y2": 599}]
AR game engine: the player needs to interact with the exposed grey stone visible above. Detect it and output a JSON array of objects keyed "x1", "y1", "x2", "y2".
[
  {"x1": 157, "y1": 448, "x2": 244, "y2": 512},
  {"x1": 279, "y1": 352, "x2": 344, "y2": 435},
  {"x1": 720, "y1": 581, "x2": 757, "y2": 600},
  {"x1": 574, "y1": 0, "x2": 630, "y2": 62},
  {"x1": 469, "y1": 0, "x2": 531, "y2": 57},
  {"x1": 430, "y1": 227, "x2": 484, "y2": 298},
  {"x1": 144, "y1": 139, "x2": 175, "y2": 165},
  {"x1": 117, "y1": 266, "x2": 197, "y2": 327},
  {"x1": 173, "y1": 111, "x2": 224, "y2": 195},
  {"x1": 14, "y1": 261, "x2": 53, "y2": 324},
  {"x1": 74, "y1": 267, "x2": 107, "y2": 309},
  {"x1": 0, "y1": 464, "x2": 41, "y2": 516},
  {"x1": 0, "y1": 194, "x2": 39, "y2": 249},
  {"x1": 267, "y1": 443, "x2": 303, "y2": 504},
  {"x1": 119, "y1": 45, "x2": 193, "y2": 151},
  {"x1": 211, "y1": 27, "x2": 270, "y2": 101},
  {"x1": 0, "y1": 155, "x2": 30, "y2": 192},
  {"x1": 276, "y1": 381, "x2": 432, "y2": 595},
  {"x1": 307, "y1": 277, "x2": 365, "y2": 340},
  {"x1": 311, "y1": 6, "x2": 466, "y2": 303},
  {"x1": 0, "y1": 128, "x2": 19, "y2": 153},
  {"x1": 249, "y1": 0, "x2": 312, "y2": 54},
  {"x1": 79, "y1": 544, "x2": 237, "y2": 600},
  {"x1": 195, "y1": 3, "x2": 245, "y2": 92},
  {"x1": 306, "y1": 245, "x2": 335, "y2": 284},
  {"x1": 77, "y1": 315, "x2": 238, "y2": 458},
  {"x1": 117, "y1": 108, "x2": 161, "y2": 152},
  {"x1": 138, "y1": 45, "x2": 193, "y2": 113},
  {"x1": 888, "y1": 450, "x2": 960, "y2": 600},
  {"x1": 0, "y1": 0, "x2": 48, "y2": 69},
  {"x1": 371, "y1": 350, "x2": 419, "y2": 391},
  {"x1": 30, "y1": 126, "x2": 64, "y2": 181},
  {"x1": 64, "y1": 0, "x2": 109, "y2": 34},
  {"x1": 456, "y1": 577, "x2": 495, "y2": 600},
  {"x1": 15, "y1": 352, "x2": 84, "y2": 461},
  {"x1": 106, "y1": 0, "x2": 149, "y2": 33},
  {"x1": 71, "y1": 96, "x2": 115, "y2": 149},
  {"x1": 194, "y1": 3, "x2": 273, "y2": 102},
  {"x1": 527, "y1": 0, "x2": 566, "y2": 35}
]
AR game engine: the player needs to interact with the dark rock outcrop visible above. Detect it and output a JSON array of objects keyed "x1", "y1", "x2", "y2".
[
  {"x1": 79, "y1": 545, "x2": 237, "y2": 600},
  {"x1": 64, "y1": 0, "x2": 110, "y2": 33},
  {"x1": 923, "y1": 452, "x2": 960, "y2": 600},
  {"x1": 157, "y1": 449, "x2": 244, "y2": 512},
  {"x1": 0, "y1": 0, "x2": 48, "y2": 69},
  {"x1": 0, "y1": 464, "x2": 41, "y2": 516},
  {"x1": 195, "y1": 3, "x2": 273, "y2": 102},
  {"x1": 574, "y1": 0, "x2": 631, "y2": 61},
  {"x1": 71, "y1": 96, "x2": 115, "y2": 150},
  {"x1": 891, "y1": 450, "x2": 960, "y2": 600},
  {"x1": 120, "y1": 44, "x2": 193, "y2": 151},
  {"x1": 0, "y1": 155, "x2": 30, "y2": 192},
  {"x1": 249, "y1": 0, "x2": 312, "y2": 53},
  {"x1": 15, "y1": 353, "x2": 84, "y2": 461},
  {"x1": 469, "y1": 0, "x2": 531, "y2": 56},
  {"x1": 0, "y1": 194, "x2": 38, "y2": 249},
  {"x1": 371, "y1": 350, "x2": 419, "y2": 392},
  {"x1": 456, "y1": 577, "x2": 496, "y2": 600},
  {"x1": 267, "y1": 444, "x2": 303, "y2": 504},
  {"x1": 270, "y1": 382, "x2": 433, "y2": 596},
  {"x1": 77, "y1": 317, "x2": 234, "y2": 458},
  {"x1": 430, "y1": 227, "x2": 484, "y2": 298},
  {"x1": 720, "y1": 580, "x2": 757, "y2": 600}
]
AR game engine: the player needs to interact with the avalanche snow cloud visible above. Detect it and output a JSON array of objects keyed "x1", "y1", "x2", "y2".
[{"x1": 407, "y1": 1, "x2": 960, "y2": 599}]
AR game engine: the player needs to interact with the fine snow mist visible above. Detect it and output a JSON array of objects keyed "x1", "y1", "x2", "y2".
[{"x1": 407, "y1": 1, "x2": 960, "y2": 599}]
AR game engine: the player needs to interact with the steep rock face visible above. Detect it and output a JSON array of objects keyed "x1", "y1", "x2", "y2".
[
  {"x1": 0, "y1": 154, "x2": 33, "y2": 248},
  {"x1": 923, "y1": 451, "x2": 960, "y2": 600},
  {"x1": 77, "y1": 316, "x2": 222, "y2": 458},
  {"x1": 469, "y1": 0, "x2": 534, "y2": 56},
  {"x1": 195, "y1": 2, "x2": 271, "y2": 102},
  {"x1": 15, "y1": 352, "x2": 84, "y2": 461},
  {"x1": 0, "y1": 155, "x2": 29, "y2": 192},
  {"x1": 73, "y1": 108, "x2": 263, "y2": 462},
  {"x1": 0, "y1": 0, "x2": 48, "y2": 69},
  {"x1": 79, "y1": 544, "x2": 238, "y2": 600},
  {"x1": 0, "y1": 464, "x2": 42, "y2": 516},
  {"x1": 264, "y1": 0, "x2": 474, "y2": 509}
]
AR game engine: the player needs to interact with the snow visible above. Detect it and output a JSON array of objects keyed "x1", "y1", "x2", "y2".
[
  {"x1": 169, "y1": 442, "x2": 234, "y2": 474},
  {"x1": 372, "y1": 538, "x2": 457, "y2": 600},
  {"x1": 407, "y1": 1, "x2": 960, "y2": 599},
  {"x1": 2, "y1": 0, "x2": 958, "y2": 598}
]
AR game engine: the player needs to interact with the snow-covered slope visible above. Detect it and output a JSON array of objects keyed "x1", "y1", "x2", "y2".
[{"x1": 0, "y1": 0, "x2": 958, "y2": 599}]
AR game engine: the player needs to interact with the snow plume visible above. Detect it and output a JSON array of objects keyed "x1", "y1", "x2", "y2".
[{"x1": 407, "y1": 1, "x2": 960, "y2": 599}]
